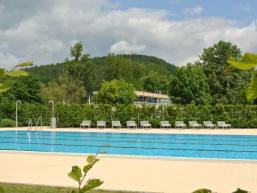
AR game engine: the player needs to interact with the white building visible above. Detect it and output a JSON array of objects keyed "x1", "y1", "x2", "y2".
[{"x1": 134, "y1": 91, "x2": 171, "y2": 105}]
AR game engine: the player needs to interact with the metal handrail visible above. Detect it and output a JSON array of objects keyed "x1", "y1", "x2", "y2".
[
  {"x1": 35, "y1": 116, "x2": 42, "y2": 131},
  {"x1": 27, "y1": 118, "x2": 33, "y2": 131}
]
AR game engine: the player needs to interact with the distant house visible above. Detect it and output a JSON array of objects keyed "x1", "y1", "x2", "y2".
[{"x1": 134, "y1": 91, "x2": 171, "y2": 105}]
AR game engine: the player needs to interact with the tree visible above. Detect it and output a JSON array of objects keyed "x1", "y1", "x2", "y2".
[
  {"x1": 197, "y1": 41, "x2": 250, "y2": 104},
  {"x1": 12, "y1": 76, "x2": 42, "y2": 103},
  {"x1": 228, "y1": 52, "x2": 257, "y2": 101},
  {"x1": 68, "y1": 42, "x2": 101, "y2": 102},
  {"x1": 96, "y1": 79, "x2": 135, "y2": 105},
  {"x1": 141, "y1": 71, "x2": 169, "y2": 93},
  {"x1": 169, "y1": 64, "x2": 211, "y2": 105},
  {"x1": 41, "y1": 74, "x2": 86, "y2": 103},
  {"x1": 70, "y1": 41, "x2": 84, "y2": 61},
  {"x1": 0, "y1": 92, "x2": 16, "y2": 120},
  {"x1": 0, "y1": 61, "x2": 33, "y2": 94}
]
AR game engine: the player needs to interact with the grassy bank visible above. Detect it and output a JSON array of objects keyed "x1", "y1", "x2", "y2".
[{"x1": 0, "y1": 183, "x2": 136, "y2": 193}]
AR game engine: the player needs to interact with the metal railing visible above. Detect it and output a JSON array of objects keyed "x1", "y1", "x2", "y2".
[
  {"x1": 27, "y1": 118, "x2": 33, "y2": 131},
  {"x1": 27, "y1": 116, "x2": 43, "y2": 131},
  {"x1": 35, "y1": 116, "x2": 42, "y2": 131}
]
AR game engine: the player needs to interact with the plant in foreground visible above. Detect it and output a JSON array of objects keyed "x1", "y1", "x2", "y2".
[
  {"x1": 232, "y1": 188, "x2": 249, "y2": 193},
  {"x1": 228, "y1": 52, "x2": 257, "y2": 101},
  {"x1": 68, "y1": 154, "x2": 103, "y2": 193},
  {"x1": 193, "y1": 188, "x2": 249, "y2": 193},
  {"x1": 0, "y1": 61, "x2": 33, "y2": 94},
  {"x1": 192, "y1": 189, "x2": 213, "y2": 193}
]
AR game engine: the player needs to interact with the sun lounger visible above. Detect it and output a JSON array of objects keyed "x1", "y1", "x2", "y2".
[
  {"x1": 189, "y1": 121, "x2": 202, "y2": 128},
  {"x1": 217, "y1": 121, "x2": 231, "y2": 128},
  {"x1": 97, "y1": 120, "x2": 106, "y2": 128},
  {"x1": 203, "y1": 121, "x2": 216, "y2": 128},
  {"x1": 80, "y1": 120, "x2": 91, "y2": 128},
  {"x1": 127, "y1": 121, "x2": 137, "y2": 128},
  {"x1": 112, "y1": 121, "x2": 121, "y2": 128},
  {"x1": 175, "y1": 121, "x2": 186, "y2": 128},
  {"x1": 140, "y1": 121, "x2": 151, "y2": 128},
  {"x1": 160, "y1": 121, "x2": 171, "y2": 128}
]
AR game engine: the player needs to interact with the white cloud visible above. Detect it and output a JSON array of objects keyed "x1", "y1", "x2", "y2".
[
  {"x1": 184, "y1": 6, "x2": 203, "y2": 16},
  {"x1": 0, "y1": 0, "x2": 257, "y2": 69},
  {"x1": 0, "y1": 52, "x2": 20, "y2": 70},
  {"x1": 110, "y1": 40, "x2": 146, "y2": 54}
]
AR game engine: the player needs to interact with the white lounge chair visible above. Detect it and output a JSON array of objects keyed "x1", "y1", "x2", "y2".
[
  {"x1": 189, "y1": 121, "x2": 202, "y2": 128},
  {"x1": 80, "y1": 120, "x2": 91, "y2": 128},
  {"x1": 217, "y1": 121, "x2": 231, "y2": 128},
  {"x1": 140, "y1": 121, "x2": 151, "y2": 128},
  {"x1": 203, "y1": 121, "x2": 216, "y2": 128},
  {"x1": 112, "y1": 121, "x2": 121, "y2": 128},
  {"x1": 175, "y1": 121, "x2": 186, "y2": 128},
  {"x1": 127, "y1": 121, "x2": 137, "y2": 128},
  {"x1": 97, "y1": 121, "x2": 106, "y2": 128},
  {"x1": 160, "y1": 121, "x2": 171, "y2": 128}
]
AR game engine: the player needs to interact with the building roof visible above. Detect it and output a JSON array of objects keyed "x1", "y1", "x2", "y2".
[{"x1": 134, "y1": 91, "x2": 170, "y2": 99}]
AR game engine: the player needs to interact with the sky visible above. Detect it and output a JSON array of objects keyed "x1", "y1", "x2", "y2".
[{"x1": 0, "y1": 0, "x2": 257, "y2": 69}]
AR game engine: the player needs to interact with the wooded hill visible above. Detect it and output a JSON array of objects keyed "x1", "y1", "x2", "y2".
[{"x1": 26, "y1": 54, "x2": 176, "y2": 85}]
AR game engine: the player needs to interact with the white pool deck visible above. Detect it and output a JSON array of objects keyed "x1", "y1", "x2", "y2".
[{"x1": 1, "y1": 127, "x2": 257, "y2": 193}]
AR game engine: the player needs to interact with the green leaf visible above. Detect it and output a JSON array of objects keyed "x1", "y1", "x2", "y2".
[
  {"x1": 87, "y1": 155, "x2": 95, "y2": 164},
  {"x1": 0, "y1": 82, "x2": 12, "y2": 94},
  {"x1": 87, "y1": 155, "x2": 99, "y2": 165},
  {"x1": 228, "y1": 53, "x2": 257, "y2": 70},
  {"x1": 83, "y1": 164, "x2": 92, "y2": 175},
  {"x1": 81, "y1": 179, "x2": 103, "y2": 193},
  {"x1": 68, "y1": 166, "x2": 82, "y2": 183},
  {"x1": 16, "y1": 61, "x2": 33, "y2": 68},
  {"x1": 0, "y1": 84, "x2": 10, "y2": 93},
  {"x1": 246, "y1": 72, "x2": 257, "y2": 101},
  {"x1": 6, "y1": 70, "x2": 28, "y2": 77},
  {"x1": 192, "y1": 189, "x2": 212, "y2": 193},
  {"x1": 0, "y1": 69, "x2": 5, "y2": 78}
]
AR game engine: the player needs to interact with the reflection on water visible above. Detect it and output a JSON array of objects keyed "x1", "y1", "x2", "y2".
[
  {"x1": 27, "y1": 132, "x2": 31, "y2": 144},
  {"x1": 51, "y1": 131, "x2": 56, "y2": 152}
]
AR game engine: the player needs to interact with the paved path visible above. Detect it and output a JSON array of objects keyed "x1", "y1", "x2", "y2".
[{"x1": 0, "y1": 152, "x2": 257, "y2": 193}]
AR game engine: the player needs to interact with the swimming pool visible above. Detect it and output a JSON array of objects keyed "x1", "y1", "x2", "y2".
[{"x1": 1, "y1": 130, "x2": 257, "y2": 160}]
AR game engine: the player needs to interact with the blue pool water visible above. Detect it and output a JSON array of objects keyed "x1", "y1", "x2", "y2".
[{"x1": 1, "y1": 131, "x2": 257, "y2": 160}]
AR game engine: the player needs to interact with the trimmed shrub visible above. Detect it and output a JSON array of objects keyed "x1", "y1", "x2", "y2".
[
  {"x1": 1, "y1": 118, "x2": 15, "y2": 127},
  {"x1": 2, "y1": 103, "x2": 257, "y2": 128}
]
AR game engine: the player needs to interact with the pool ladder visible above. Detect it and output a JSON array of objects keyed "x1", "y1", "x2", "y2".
[{"x1": 27, "y1": 116, "x2": 43, "y2": 131}]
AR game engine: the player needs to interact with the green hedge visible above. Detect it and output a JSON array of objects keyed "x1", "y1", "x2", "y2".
[
  {"x1": 1, "y1": 118, "x2": 15, "y2": 127},
  {"x1": 1, "y1": 103, "x2": 257, "y2": 128}
]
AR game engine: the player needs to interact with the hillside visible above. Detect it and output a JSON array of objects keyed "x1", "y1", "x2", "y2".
[{"x1": 27, "y1": 54, "x2": 177, "y2": 85}]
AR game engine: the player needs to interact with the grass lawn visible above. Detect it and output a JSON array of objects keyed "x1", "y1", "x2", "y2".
[{"x1": 0, "y1": 183, "x2": 136, "y2": 193}]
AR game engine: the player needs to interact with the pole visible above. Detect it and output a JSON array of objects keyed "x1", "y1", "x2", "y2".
[
  {"x1": 49, "y1": 100, "x2": 55, "y2": 118},
  {"x1": 16, "y1": 100, "x2": 21, "y2": 128},
  {"x1": 49, "y1": 100, "x2": 56, "y2": 128}
]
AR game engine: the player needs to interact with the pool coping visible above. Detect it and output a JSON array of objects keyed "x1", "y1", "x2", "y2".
[
  {"x1": 1, "y1": 150, "x2": 257, "y2": 164},
  {"x1": 2, "y1": 127, "x2": 257, "y2": 136}
]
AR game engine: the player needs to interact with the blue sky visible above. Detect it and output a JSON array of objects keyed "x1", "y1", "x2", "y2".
[
  {"x1": 0, "y1": 0, "x2": 257, "y2": 68},
  {"x1": 114, "y1": 0, "x2": 257, "y2": 25}
]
